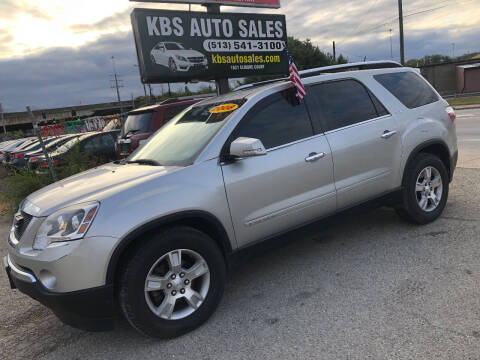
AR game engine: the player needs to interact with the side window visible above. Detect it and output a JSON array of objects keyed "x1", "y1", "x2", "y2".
[
  {"x1": 100, "y1": 134, "x2": 115, "y2": 148},
  {"x1": 374, "y1": 71, "x2": 439, "y2": 109},
  {"x1": 83, "y1": 136, "x2": 101, "y2": 152},
  {"x1": 367, "y1": 89, "x2": 389, "y2": 117},
  {"x1": 310, "y1": 80, "x2": 379, "y2": 131},
  {"x1": 235, "y1": 92, "x2": 314, "y2": 149}
]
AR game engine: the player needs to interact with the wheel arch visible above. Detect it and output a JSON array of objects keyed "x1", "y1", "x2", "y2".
[
  {"x1": 402, "y1": 139, "x2": 452, "y2": 185},
  {"x1": 106, "y1": 210, "x2": 233, "y2": 286}
]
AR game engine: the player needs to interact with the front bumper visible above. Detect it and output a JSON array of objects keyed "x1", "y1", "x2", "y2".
[{"x1": 4, "y1": 254, "x2": 114, "y2": 331}]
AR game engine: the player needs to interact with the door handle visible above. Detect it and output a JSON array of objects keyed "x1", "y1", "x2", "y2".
[
  {"x1": 381, "y1": 130, "x2": 397, "y2": 139},
  {"x1": 305, "y1": 152, "x2": 326, "y2": 162}
]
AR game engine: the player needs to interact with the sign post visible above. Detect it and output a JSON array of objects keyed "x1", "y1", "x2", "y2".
[
  {"x1": 205, "y1": 3, "x2": 229, "y2": 95},
  {"x1": 27, "y1": 106, "x2": 57, "y2": 182}
]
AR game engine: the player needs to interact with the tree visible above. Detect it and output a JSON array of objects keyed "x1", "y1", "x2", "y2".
[{"x1": 241, "y1": 36, "x2": 347, "y2": 85}]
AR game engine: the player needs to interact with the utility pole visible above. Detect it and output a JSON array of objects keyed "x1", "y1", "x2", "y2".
[
  {"x1": 398, "y1": 0, "x2": 405, "y2": 65},
  {"x1": 451, "y1": 43, "x2": 455, "y2": 58},
  {"x1": 206, "y1": 4, "x2": 229, "y2": 95},
  {"x1": 389, "y1": 29, "x2": 393, "y2": 59},
  {"x1": 332, "y1": 41, "x2": 336, "y2": 62},
  {"x1": 27, "y1": 106, "x2": 57, "y2": 182},
  {"x1": 110, "y1": 56, "x2": 124, "y2": 115},
  {"x1": 0, "y1": 103, "x2": 6, "y2": 137}
]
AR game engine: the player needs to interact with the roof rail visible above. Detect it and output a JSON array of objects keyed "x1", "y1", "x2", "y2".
[
  {"x1": 158, "y1": 93, "x2": 216, "y2": 105},
  {"x1": 235, "y1": 60, "x2": 402, "y2": 91}
]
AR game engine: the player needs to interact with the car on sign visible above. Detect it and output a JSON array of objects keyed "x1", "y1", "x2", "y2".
[
  {"x1": 150, "y1": 41, "x2": 208, "y2": 72},
  {"x1": 5, "y1": 62, "x2": 457, "y2": 339}
]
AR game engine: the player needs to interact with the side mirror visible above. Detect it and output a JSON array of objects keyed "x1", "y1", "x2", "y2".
[{"x1": 230, "y1": 137, "x2": 267, "y2": 158}]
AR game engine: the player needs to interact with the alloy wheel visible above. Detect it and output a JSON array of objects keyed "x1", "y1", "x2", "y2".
[
  {"x1": 415, "y1": 166, "x2": 443, "y2": 212},
  {"x1": 144, "y1": 249, "x2": 210, "y2": 320}
]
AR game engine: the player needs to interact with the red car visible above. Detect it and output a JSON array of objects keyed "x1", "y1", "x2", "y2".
[{"x1": 116, "y1": 96, "x2": 209, "y2": 158}]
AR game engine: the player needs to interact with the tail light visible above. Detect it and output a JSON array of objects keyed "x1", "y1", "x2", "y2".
[
  {"x1": 40, "y1": 159, "x2": 59, "y2": 167},
  {"x1": 446, "y1": 106, "x2": 456, "y2": 123},
  {"x1": 15, "y1": 152, "x2": 25, "y2": 159},
  {"x1": 29, "y1": 157, "x2": 38, "y2": 163}
]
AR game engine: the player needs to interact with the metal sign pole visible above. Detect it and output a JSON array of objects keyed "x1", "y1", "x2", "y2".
[
  {"x1": 27, "y1": 106, "x2": 57, "y2": 182},
  {"x1": 0, "y1": 103, "x2": 6, "y2": 136},
  {"x1": 206, "y1": 4, "x2": 230, "y2": 95}
]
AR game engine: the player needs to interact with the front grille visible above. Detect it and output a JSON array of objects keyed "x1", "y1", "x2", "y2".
[
  {"x1": 188, "y1": 57, "x2": 204, "y2": 63},
  {"x1": 14, "y1": 211, "x2": 33, "y2": 240}
]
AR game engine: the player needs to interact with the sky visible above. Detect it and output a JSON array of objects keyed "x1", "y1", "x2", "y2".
[{"x1": 0, "y1": 0, "x2": 479, "y2": 112}]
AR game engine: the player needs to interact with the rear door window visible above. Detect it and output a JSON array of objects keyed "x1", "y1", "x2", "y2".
[
  {"x1": 310, "y1": 80, "x2": 380, "y2": 131},
  {"x1": 234, "y1": 91, "x2": 314, "y2": 149},
  {"x1": 374, "y1": 71, "x2": 439, "y2": 109}
]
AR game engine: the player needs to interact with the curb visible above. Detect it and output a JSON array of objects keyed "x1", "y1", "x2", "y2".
[{"x1": 452, "y1": 105, "x2": 480, "y2": 110}]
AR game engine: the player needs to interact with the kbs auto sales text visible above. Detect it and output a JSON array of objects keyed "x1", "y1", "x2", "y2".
[{"x1": 146, "y1": 16, "x2": 285, "y2": 39}]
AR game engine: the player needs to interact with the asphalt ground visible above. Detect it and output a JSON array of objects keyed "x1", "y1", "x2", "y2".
[{"x1": 0, "y1": 108, "x2": 479, "y2": 359}]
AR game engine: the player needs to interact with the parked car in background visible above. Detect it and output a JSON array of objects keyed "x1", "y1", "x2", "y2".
[
  {"x1": 29, "y1": 131, "x2": 118, "y2": 169},
  {"x1": 0, "y1": 138, "x2": 34, "y2": 162},
  {"x1": 13, "y1": 135, "x2": 81, "y2": 169},
  {"x1": 116, "y1": 96, "x2": 208, "y2": 158},
  {"x1": 4, "y1": 62, "x2": 457, "y2": 339},
  {"x1": 6, "y1": 137, "x2": 63, "y2": 166}
]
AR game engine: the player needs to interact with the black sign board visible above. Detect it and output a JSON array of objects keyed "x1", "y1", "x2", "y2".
[{"x1": 131, "y1": 8, "x2": 288, "y2": 83}]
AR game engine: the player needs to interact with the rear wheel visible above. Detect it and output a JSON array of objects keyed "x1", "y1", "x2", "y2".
[
  {"x1": 396, "y1": 153, "x2": 449, "y2": 224},
  {"x1": 119, "y1": 226, "x2": 226, "y2": 338}
]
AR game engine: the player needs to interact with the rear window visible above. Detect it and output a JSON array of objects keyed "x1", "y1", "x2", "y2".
[
  {"x1": 123, "y1": 112, "x2": 153, "y2": 136},
  {"x1": 374, "y1": 72, "x2": 439, "y2": 109}
]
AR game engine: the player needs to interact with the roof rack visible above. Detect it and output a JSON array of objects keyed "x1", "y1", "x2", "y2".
[
  {"x1": 235, "y1": 60, "x2": 402, "y2": 91},
  {"x1": 158, "y1": 93, "x2": 215, "y2": 105}
]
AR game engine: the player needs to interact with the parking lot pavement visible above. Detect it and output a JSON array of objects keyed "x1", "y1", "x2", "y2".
[{"x1": 1, "y1": 108, "x2": 479, "y2": 359}]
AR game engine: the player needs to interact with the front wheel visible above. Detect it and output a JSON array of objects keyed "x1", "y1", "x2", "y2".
[
  {"x1": 119, "y1": 227, "x2": 226, "y2": 338},
  {"x1": 395, "y1": 153, "x2": 449, "y2": 224},
  {"x1": 169, "y1": 58, "x2": 177, "y2": 72}
]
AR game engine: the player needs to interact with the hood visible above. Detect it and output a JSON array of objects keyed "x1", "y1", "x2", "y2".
[
  {"x1": 172, "y1": 49, "x2": 205, "y2": 58},
  {"x1": 24, "y1": 162, "x2": 181, "y2": 216}
]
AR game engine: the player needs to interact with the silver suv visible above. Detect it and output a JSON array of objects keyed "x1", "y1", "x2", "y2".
[{"x1": 4, "y1": 62, "x2": 457, "y2": 338}]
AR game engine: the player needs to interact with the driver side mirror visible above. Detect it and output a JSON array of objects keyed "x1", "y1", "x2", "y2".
[{"x1": 230, "y1": 137, "x2": 267, "y2": 158}]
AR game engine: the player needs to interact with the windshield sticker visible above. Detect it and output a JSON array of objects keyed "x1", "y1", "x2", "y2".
[{"x1": 209, "y1": 103, "x2": 239, "y2": 114}]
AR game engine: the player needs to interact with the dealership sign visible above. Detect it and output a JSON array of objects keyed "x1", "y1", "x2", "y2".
[
  {"x1": 131, "y1": 8, "x2": 288, "y2": 83},
  {"x1": 130, "y1": 0, "x2": 281, "y2": 9}
]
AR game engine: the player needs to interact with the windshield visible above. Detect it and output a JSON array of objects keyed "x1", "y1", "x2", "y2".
[
  {"x1": 55, "y1": 137, "x2": 81, "y2": 154},
  {"x1": 123, "y1": 112, "x2": 153, "y2": 136},
  {"x1": 165, "y1": 43, "x2": 184, "y2": 50},
  {"x1": 129, "y1": 99, "x2": 245, "y2": 166}
]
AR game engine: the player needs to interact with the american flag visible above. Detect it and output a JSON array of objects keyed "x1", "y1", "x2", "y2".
[{"x1": 285, "y1": 47, "x2": 306, "y2": 101}]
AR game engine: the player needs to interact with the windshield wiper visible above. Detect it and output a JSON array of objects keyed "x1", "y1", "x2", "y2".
[
  {"x1": 126, "y1": 159, "x2": 161, "y2": 166},
  {"x1": 122, "y1": 129, "x2": 140, "y2": 138}
]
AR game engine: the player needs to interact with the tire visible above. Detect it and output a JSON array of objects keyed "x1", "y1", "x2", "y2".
[
  {"x1": 169, "y1": 58, "x2": 177, "y2": 72},
  {"x1": 119, "y1": 226, "x2": 226, "y2": 338},
  {"x1": 395, "y1": 153, "x2": 449, "y2": 224}
]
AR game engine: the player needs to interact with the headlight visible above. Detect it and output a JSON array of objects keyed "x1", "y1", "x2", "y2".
[
  {"x1": 175, "y1": 55, "x2": 187, "y2": 61},
  {"x1": 33, "y1": 202, "x2": 99, "y2": 250}
]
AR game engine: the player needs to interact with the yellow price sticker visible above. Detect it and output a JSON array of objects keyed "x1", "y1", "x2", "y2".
[{"x1": 209, "y1": 103, "x2": 239, "y2": 114}]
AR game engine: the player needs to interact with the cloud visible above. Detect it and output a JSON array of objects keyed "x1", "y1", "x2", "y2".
[
  {"x1": 0, "y1": 32, "x2": 209, "y2": 112},
  {"x1": 0, "y1": 0, "x2": 479, "y2": 111},
  {"x1": 69, "y1": 8, "x2": 132, "y2": 34},
  {"x1": 0, "y1": 0, "x2": 52, "y2": 21}
]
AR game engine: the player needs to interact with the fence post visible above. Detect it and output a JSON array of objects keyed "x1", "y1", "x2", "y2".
[{"x1": 27, "y1": 106, "x2": 57, "y2": 182}]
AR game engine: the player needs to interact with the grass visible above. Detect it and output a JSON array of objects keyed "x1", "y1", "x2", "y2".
[{"x1": 448, "y1": 95, "x2": 480, "y2": 107}]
